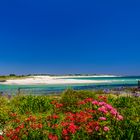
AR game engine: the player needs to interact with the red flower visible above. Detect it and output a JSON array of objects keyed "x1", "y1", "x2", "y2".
[
  {"x1": 62, "y1": 129, "x2": 68, "y2": 136},
  {"x1": 6, "y1": 132, "x2": 11, "y2": 137},
  {"x1": 15, "y1": 118, "x2": 20, "y2": 123},
  {"x1": 68, "y1": 123, "x2": 78, "y2": 134},
  {"x1": 52, "y1": 114, "x2": 59, "y2": 119},
  {"x1": 84, "y1": 98, "x2": 93, "y2": 103},
  {"x1": 10, "y1": 113, "x2": 17, "y2": 117},
  {"x1": 30, "y1": 124, "x2": 38, "y2": 129},
  {"x1": 25, "y1": 115, "x2": 36, "y2": 122},
  {"x1": 6, "y1": 129, "x2": 14, "y2": 137},
  {"x1": 25, "y1": 111, "x2": 30, "y2": 115},
  {"x1": 85, "y1": 109, "x2": 96, "y2": 113},
  {"x1": 26, "y1": 117, "x2": 31, "y2": 122},
  {"x1": 52, "y1": 124, "x2": 59, "y2": 129},
  {"x1": 63, "y1": 136, "x2": 70, "y2": 140},
  {"x1": 51, "y1": 100, "x2": 57, "y2": 105},
  {"x1": 0, "y1": 135, "x2": 4, "y2": 140},
  {"x1": 48, "y1": 133, "x2": 58, "y2": 140},
  {"x1": 86, "y1": 127, "x2": 93, "y2": 133},
  {"x1": 19, "y1": 124, "x2": 24, "y2": 129},
  {"x1": 75, "y1": 111, "x2": 92, "y2": 123},
  {"x1": 65, "y1": 115, "x2": 75, "y2": 122},
  {"x1": 47, "y1": 122, "x2": 51, "y2": 127},
  {"x1": 11, "y1": 135, "x2": 19, "y2": 140},
  {"x1": 38, "y1": 123, "x2": 43, "y2": 129},
  {"x1": 61, "y1": 122, "x2": 69, "y2": 127},
  {"x1": 78, "y1": 100, "x2": 86, "y2": 105},
  {"x1": 56, "y1": 103, "x2": 63, "y2": 108},
  {"x1": 98, "y1": 96, "x2": 107, "y2": 102},
  {"x1": 15, "y1": 127, "x2": 20, "y2": 133}
]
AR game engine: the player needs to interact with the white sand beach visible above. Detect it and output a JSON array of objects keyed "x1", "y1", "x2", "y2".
[{"x1": 0, "y1": 75, "x2": 113, "y2": 85}]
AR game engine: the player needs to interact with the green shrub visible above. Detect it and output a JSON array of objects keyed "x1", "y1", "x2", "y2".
[
  {"x1": 0, "y1": 90, "x2": 140, "y2": 140},
  {"x1": 10, "y1": 95, "x2": 53, "y2": 114},
  {"x1": 0, "y1": 97, "x2": 11, "y2": 129},
  {"x1": 60, "y1": 89, "x2": 96, "y2": 112},
  {"x1": 108, "y1": 96, "x2": 140, "y2": 139}
]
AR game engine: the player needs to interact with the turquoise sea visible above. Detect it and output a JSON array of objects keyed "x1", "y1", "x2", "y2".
[{"x1": 0, "y1": 76, "x2": 140, "y2": 95}]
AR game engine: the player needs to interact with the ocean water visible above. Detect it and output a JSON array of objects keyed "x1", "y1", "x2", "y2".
[{"x1": 0, "y1": 76, "x2": 140, "y2": 95}]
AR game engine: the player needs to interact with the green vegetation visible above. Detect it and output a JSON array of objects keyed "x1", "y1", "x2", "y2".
[
  {"x1": 0, "y1": 74, "x2": 28, "y2": 81},
  {"x1": 0, "y1": 89, "x2": 140, "y2": 140}
]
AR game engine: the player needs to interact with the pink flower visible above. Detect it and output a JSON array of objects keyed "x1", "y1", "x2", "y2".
[
  {"x1": 117, "y1": 115, "x2": 123, "y2": 121},
  {"x1": 105, "y1": 104, "x2": 113, "y2": 110},
  {"x1": 103, "y1": 126, "x2": 110, "y2": 132},
  {"x1": 95, "y1": 126, "x2": 100, "y2": 131},
  {"x1": 98, "y1": 107, "x2": 108, "y2": 114},
  {"x1": 110, "y1": 109, "x2": 117, "y2": 116},
  {"x1": 99, "y1": 117, "x2": 107, "y2": 121},
  {"x1": 92, "y1": 100, "x2": 99, "y2": 105},
  {"x1": 99, "y1": 102, "x2": 106, "y2": 106}
]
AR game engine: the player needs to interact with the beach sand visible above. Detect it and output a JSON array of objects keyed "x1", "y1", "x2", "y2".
[{"x1": 0, "y1": 76, "x2": 112, "y2": 85}]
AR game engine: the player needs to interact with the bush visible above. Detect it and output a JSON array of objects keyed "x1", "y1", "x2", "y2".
[
  {"x1": 60, "y1": 89, "x2": 96, "y2": 112},
  {"x1": 0, "y1": 90, "x2": 140, "y2": 140},
  {"x1": 0, "y1": 97, "x2": 11, "y2": 129},
  {"x1": 108, "y1": 96, "x2": 140, "y2": 139},
  {"x1": 1, "y1": 95, "x2": 124, "y2": 140},
  {"x1": 10, "y1": 95, "x2": 54, "y2": 114}
]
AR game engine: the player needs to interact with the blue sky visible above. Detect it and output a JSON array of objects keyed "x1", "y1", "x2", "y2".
[{"x1": 0, "y1": 0, "x2": 140, "y2": 75}]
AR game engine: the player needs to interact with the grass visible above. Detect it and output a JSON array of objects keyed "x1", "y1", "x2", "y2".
[{"x1": 0, "y1": 89, "x2": 140, "y2": 140}]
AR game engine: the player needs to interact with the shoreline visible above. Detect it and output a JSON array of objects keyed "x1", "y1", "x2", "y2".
[
  {"x1": 0, "y1": 75, "x2": 112, "y2": 85},
  {"x1": 53, "y1": 75, "x2": 118, "y2": 78}
]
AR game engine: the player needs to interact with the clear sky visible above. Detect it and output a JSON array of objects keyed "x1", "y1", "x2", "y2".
[{"x1": 0, "y1": 0, "x2": 140, "y2": 75}]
